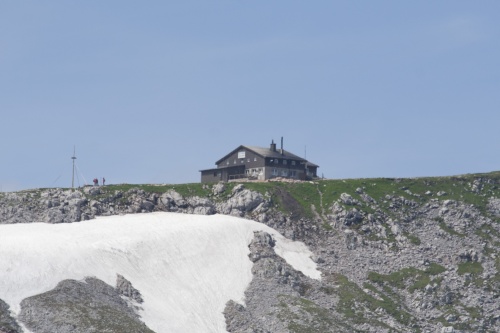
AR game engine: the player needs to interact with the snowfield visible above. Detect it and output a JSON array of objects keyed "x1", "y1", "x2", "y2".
[{"x1": 0, "y1": 212, "x2": 320, "y2": 333}]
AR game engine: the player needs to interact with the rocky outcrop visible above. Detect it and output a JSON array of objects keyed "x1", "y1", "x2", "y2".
[
  {"x1": 18, "y1": 276, "x2": 153, "y2": 333},
  {"x1": 0, "y1": 299, "x2": 21, "y2": 333},
  {"x1": 224, "y1": 231, "x2": 365, "y2": 333},
  {"x1": 2, "y1": 172, "x2": 500, "y2": 332},
  {"x1": 116, "y1": 274, "x2": 143, "y2": 304},
  {"x1": 215, "y1": 184, "x2": 267, "y2": 216},
  {"x1": 0, "y1": 189, "x2": 89, "y2": 224},
  {"x1": 488, "y1": 197, "x2": 500, "y2": 218},
  {"x1": 225, "y1": 231, "x2": 321, "y2": 333},
  {"x1": 0, "y1": 184, "x2": 267, "y2": 224}
]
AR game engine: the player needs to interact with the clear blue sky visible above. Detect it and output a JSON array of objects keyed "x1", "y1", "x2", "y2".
[{"x1": 1, "y1": 1, "x2": 499, "y2": 191}]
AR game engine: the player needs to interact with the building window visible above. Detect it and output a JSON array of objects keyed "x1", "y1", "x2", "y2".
[
  {"x1": 291, "y1": 161, "x2": 296, "y2": 166},
  {"x1": 283, "y1": 160, "x2": 287, "y2": 165},
  {"x1": 238, "y1": 151, "x2": 246, "y2": 159},
  {"x1": 290, "y1": 170, "x2": 297, "y2": 177},
  {"x1": 247, "y1": 159, "x2": 250, "y2": 162},
  {"x1": 234, "y1": 159, "x2": 236, "y2": 164},
  {"x1": 281, "y1": 170, "x2": 288, "y2": 176},
  {"x1": 274, "y1": 159, "x2": 278, "y2": 164},
  {"x1": 226, "y1": 161, "x2": 229, "y2": 165},
  {"x1": 254, "y1": 157, "x2": 257, "y2": 161},
  {"x1": 272, "y1": 168, "x2": 279, "y2": 176}
]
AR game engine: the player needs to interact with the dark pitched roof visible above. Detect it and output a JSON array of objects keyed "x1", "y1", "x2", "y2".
[
  {"x1": 199, "y1": 165, "x2": 245, "y2": 172},
  {"x1": 215, "y1": 145, "x2": 319, "y2": 167}
]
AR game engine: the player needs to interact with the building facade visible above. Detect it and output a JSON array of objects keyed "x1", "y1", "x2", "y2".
[{"x1": 200, "y1": 140, "x2": 319, "y2": 183}]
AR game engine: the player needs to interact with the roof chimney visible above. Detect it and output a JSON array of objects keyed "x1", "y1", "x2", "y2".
[
  {"x1": 270, "y1": 140, "x2": 276, "y2": 152},
  {"x1": 280, "y1": 137, "x2": 284, "y2": 155}
]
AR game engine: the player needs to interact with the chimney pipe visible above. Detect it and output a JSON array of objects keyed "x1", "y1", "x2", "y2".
[
  {"x1": 280, "y1": 137, "x2": 283, "y2": 155},
  {"x1": 270, "y1": 140, "x2": 276, "y2": 152}
]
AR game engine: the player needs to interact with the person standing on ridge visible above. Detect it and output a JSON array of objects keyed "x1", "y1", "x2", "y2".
[{"x1": 102, "y1": 177, "x2": 105, "y2": 186}]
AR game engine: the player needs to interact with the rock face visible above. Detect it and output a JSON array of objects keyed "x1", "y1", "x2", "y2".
[
  {"x1": 224, "y1": 231, "x2": 353, "y2": 333},
  {"x1": 116, "y1": 274, "x2": 143, "y2": 304},
  {"x1": 0, "y1": 184, "x2": 267, "y2": 224},
  {"x1": 2, "y1": 172, "x2": 500, "y2": 332},
  {"x1": 0, "y1": 299, "x2": 21, "y2": 333},
  {"x1": 18, "y1": 277, "x2": 153, "y2": 333},
  {"x1": 0, "y1": 189, "x2": 88, "y2": 224}
]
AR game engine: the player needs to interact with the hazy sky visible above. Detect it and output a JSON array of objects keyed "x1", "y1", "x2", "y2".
[{"x1": 1, "y1": 1, "x2": 499, "y2": 191}]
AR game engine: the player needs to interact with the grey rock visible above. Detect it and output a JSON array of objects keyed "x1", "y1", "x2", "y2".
[
  {"x1": 186, "y1": 197, "x2": 216, "y2": 215},
  {"x1": 340, "y1": 193, "x2": 358, "y2": 205},
  {"x1": 212, "y1": 182, "x2": 226, "y2": 195},
  {"x1": 232, "y1": 184, "x2": 245, "y2": 194},
  {"x1": 441, "y1": 291, "x2": 454, "y2": 305},
  {"x1": 344, "y1": 208, "x2": 363, "y2": 225},
  {"x1": 488, "y1": 198, "x2": 500, "y2": 217},
  {"x1": 458, "y1": 249, "x2": 479, "y2": 262},
  {"x1": 116, "y1": 274, "x2": 143, "y2": 304},
  {"x1": 360, "y1": 193, "x2": 376, "y2": 204},
  {"x1": 441, "y1": 327, "x2": 455, "y2": 333},
  {"x1": 159, "y1": 190, "x2": 187, "y2": 211},
  {"x1": 217, "y1": 188, "x2": 264, "y2": 216},
  {"x1": 0, "y1": 298, "x2": 22, "y2": 333},
  {"x1": 471, "y1": 179, "x2": 483, "y2": 193},
  {"x1": 18, "y1": 277, "x2": 154, "y2": 333},
  {"x1": 344, "y1": 229, "x2": 359, "y2": 250},
  {"x1": 139, "y1": 200, "x2": 155, "y2": 212},
  {"x1": 84, "y1": 186, "x2": 102, "y2": 196},
  {"x1": 224, "y1": 300, "x2": 269, "y2": 333},
  {"x1": 225, "y1": 231, "x2": 373, "y2": 333}
]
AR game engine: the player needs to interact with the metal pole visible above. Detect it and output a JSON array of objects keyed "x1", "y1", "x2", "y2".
[{"x1": 71, "y1": 146, "x2": 77, "y2": 188}]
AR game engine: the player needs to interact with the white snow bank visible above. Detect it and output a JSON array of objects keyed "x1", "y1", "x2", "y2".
[{"x1": 0, "y1": 212, "x2": 320, "y2": 333}]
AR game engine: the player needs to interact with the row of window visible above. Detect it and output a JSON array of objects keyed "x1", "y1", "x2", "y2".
[
  {"x1": 272, "y1": 159, "x2": 296, "y2": 166},
  {"x1": 227, "y1": 156, "x2": 258, "y2": 165},
  {"x1": 214, "y1": 167, "x2": 299, "y2": 178},
  {"x1": 225, "y1": 157, "x2": 298, "y2": 166},
  {"x1": 245, "y1": 168, "x2": 263, "y2": 176},
  {"x1": 271, "y1": 169, "x2": 297, "y2": 177}
]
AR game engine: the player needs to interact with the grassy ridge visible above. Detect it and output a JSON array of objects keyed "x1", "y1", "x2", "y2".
[{"x1": 71, "y1": 171, "x2": 500, "y2": 222}]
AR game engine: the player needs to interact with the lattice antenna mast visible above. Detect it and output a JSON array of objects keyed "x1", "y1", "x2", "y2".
[{"x1": 71, "y1": 146, "x2": 77, "y2": 188}]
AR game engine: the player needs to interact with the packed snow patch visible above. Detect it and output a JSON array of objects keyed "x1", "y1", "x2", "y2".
[{"x1": 0, "y1": 212, "x2": 320, "y2": 333}]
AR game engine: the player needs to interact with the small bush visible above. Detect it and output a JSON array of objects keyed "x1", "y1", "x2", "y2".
[
  {"x1": 426, "y1": 263, "x2": 446, "y2": 275},
  {"x1": 457, "y1": 262, "x2": 484, "y2": 276}
]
